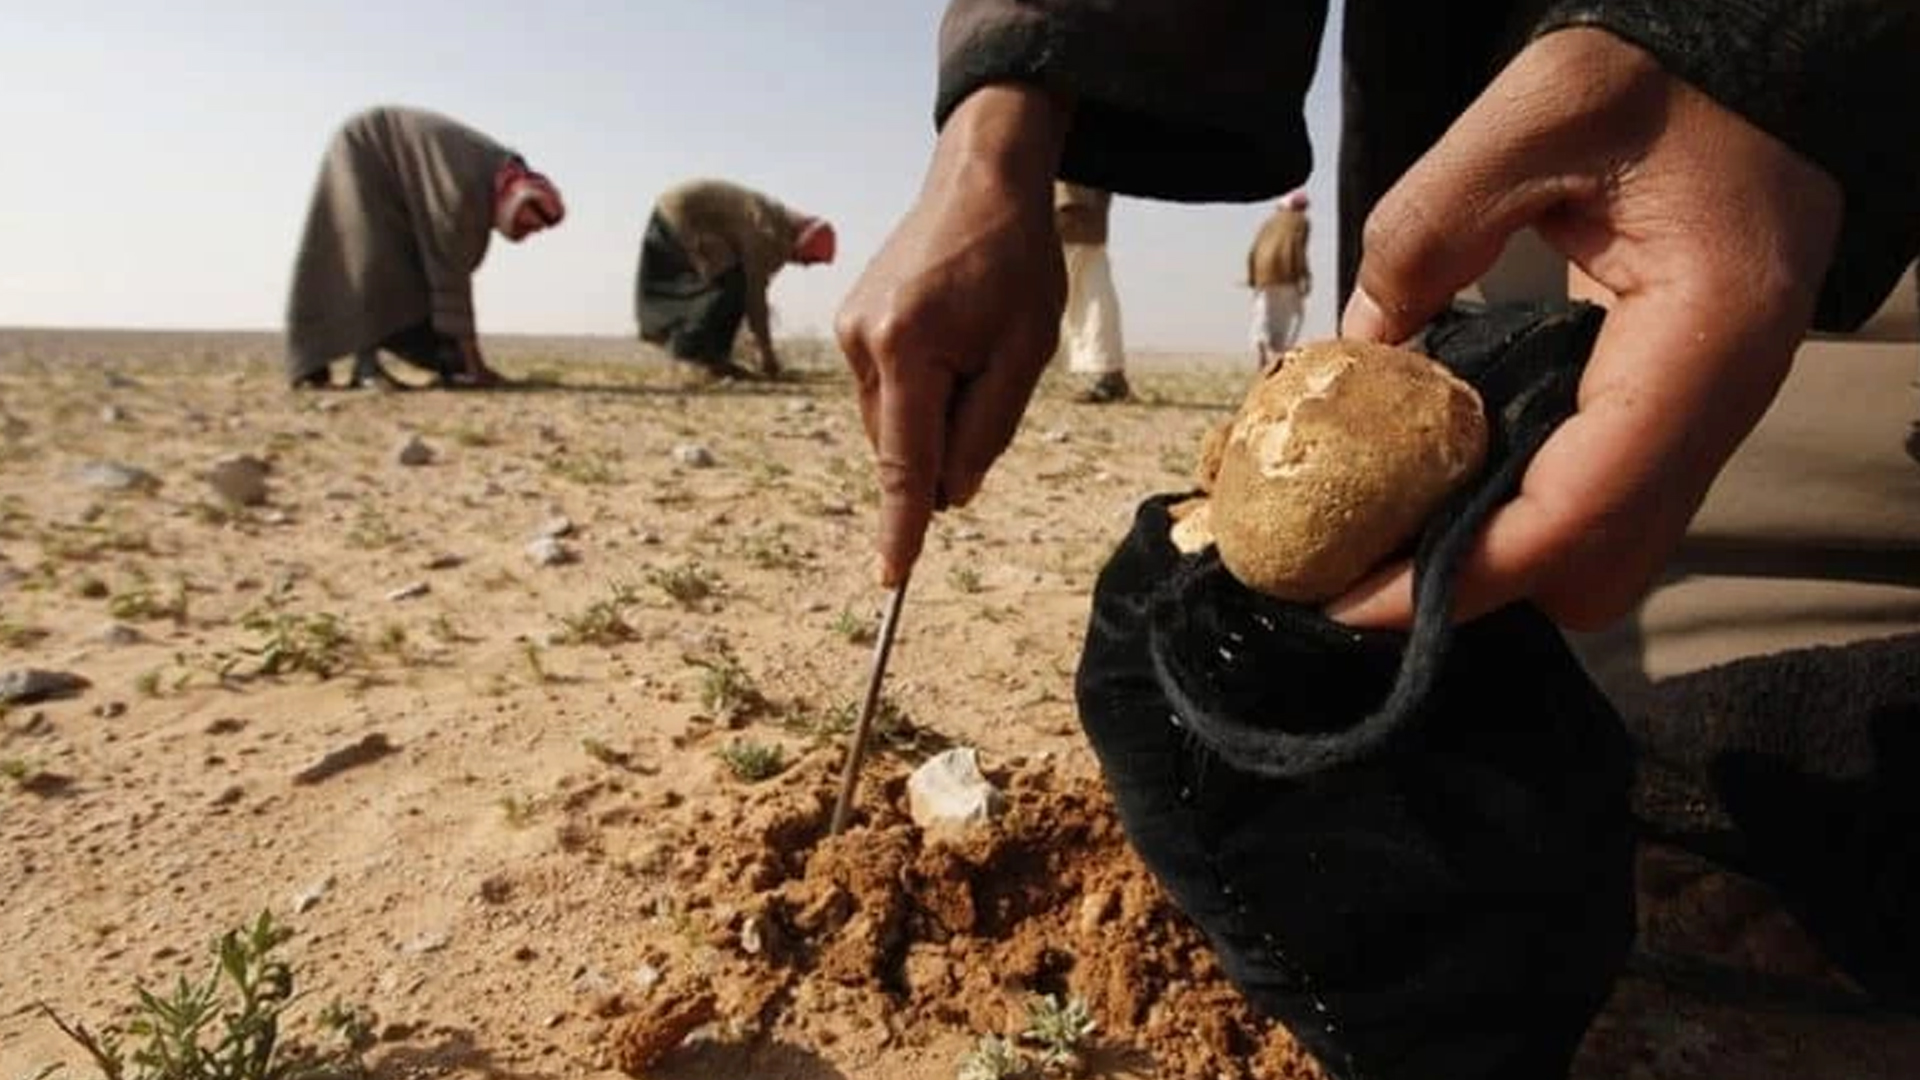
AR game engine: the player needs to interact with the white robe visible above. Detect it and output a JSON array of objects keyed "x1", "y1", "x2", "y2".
[{"x1": 1057, "y1": 243, "x2": 1126, "y2": 376}]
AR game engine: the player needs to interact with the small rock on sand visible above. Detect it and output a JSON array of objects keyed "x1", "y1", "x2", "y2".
[
  {"x1": 386, "y1": 581, "x2": 430, "y2": 602},
  {"x1": 292, "y1": 733, "x2": 396, "y2": 785},
  {"x1": 527, "y1": 537, "x2": 576, "y2": 567},
  {"x1": 671, "y1": 444, "x2": 715, "y2": 468},
  {"x1": 205, "y1": 454, "x2": 271, "y2": 506},
  {"x1": 76, "y1": 461, "x2": 159, "y2": 493},
  {"x1": 395, "y1": 435, "x2": 434, "y2": 467},
  {"x1": 907, "y1": 747, "x2": 1006, "y2": 832},
  {"x1": 0, "y1": 668, "x2": 91, "y2": 705}
]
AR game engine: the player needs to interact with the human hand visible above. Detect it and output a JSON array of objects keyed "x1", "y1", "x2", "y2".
[
  {"x1": 835, "y1": 84, "x2": 1072, "y2": 586},
  {"x1": 1330, "y1": 28, "x2": 1842, "y2": 631}
]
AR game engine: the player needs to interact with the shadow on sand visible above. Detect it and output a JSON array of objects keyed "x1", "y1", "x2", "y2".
[{"x1": 647, "y1": 1038, "x2": 851, "y2": 1080}]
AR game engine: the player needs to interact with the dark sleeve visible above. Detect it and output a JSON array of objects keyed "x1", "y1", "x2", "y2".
[
  {"x1": 935, "y1": 0, "x2": 1330, "y2": 201},
  {"x1": 1533, "y1": 0, "x2": 1920, "y2": 332}
]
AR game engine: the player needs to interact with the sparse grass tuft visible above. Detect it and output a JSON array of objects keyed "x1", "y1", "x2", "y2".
[
  {"x1": 41, "y1": 522, "x2": 154, "y2": 563},
  {"x1": 428, "y1": 613, "x2": 472, "y2": 643},
  {"x1": 581, "y1": 738, "x2": 625, "y2": 768},
  {"x1": 499, "y1": 794, "x2": 541, "y2": 828},
  {"x1": 0, "y1": 618, "x2": 49, "y2": 649},
  {"x1": 554, "y1": 582, "x2": 641, "y2": 646},
  {"x1": 108, "y1": 578, "x2": 189, "y2": 624},
  {"x1": 230, "y1": 601, "x2": 359, "y2": 680},
  {"x1": 687, "y1": 648, "x2": 768, "y2": 724},
  {"x1": 374, "y1": 622, "x2": 412, "y2": 662},
  {"x1": 736, "y1": 528, "x2": 811, "y2": 571},
  {"x1": 345, "y1": 507, "x2": 398, "y2": 550},
  {"x1": 830, "y1": 607, "x2": 876, "y2": 646},
  {"x1": 786, "y1": 695, "x2": 921, "y2": 751},
  {"x1": 947, "y1": 565, "x2": 984, "y2": 594},
  {"x1": 645, "y1": 563, "x2": 719, "y2": 609},
  {"x1": 716, "y1": 739, "x2": 785, "y2": 782},
  {"x1": 33, "y1": 910, "x2": 372, "y2": 1080},
  {"x1": 521, "y1": 642, "x2": 549, "y2": 684},
  {"x1": 546, "y1": 449, "x2": 622, "y2": 486}
]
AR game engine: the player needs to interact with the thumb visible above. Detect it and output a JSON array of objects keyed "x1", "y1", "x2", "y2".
[{"x1": 1340, "y1": 42, "x2": 1618, "y2": 343}]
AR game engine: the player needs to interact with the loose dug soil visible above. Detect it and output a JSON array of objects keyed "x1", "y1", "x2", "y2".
[{"x1": 609, "y1": 756, "x2": 1326, "y2": 1079}]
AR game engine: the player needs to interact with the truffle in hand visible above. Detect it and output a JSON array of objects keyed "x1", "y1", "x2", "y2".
[{"x1": 1206, "y1": 339, "x2": 1488, "y2": 601}]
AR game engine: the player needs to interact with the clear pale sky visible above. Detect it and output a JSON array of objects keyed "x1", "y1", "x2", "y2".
[{"x1": 0, "y1": 1, "x2": 1345, "y2": 353}]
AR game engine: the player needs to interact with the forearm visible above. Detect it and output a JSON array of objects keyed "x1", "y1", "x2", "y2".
[
  {"x1": 927, "y1": 83, "x2": 1072, "y2": 199},
  {"x1": 745, "y1": 290, "x2": 775, "y2": 356}
]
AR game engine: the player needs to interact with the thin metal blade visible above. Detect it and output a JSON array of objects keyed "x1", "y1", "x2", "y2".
[{"x1": 828, "y1": 582, "x2": 908, "y2": 834}]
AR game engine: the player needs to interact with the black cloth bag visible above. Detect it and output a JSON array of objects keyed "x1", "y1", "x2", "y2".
[
  {"x1": 1075, "y1": 301, "x2": 1636, "y2": 1080},
  {"x1": 634, "y1": 210, "x2": 747, "y2": 367}
]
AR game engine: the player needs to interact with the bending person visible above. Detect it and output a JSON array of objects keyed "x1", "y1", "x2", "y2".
[
  {"x1": 635, "y1": 179, "x2": 835, "y2": 381},
  {"x1": 285, "y1": 105, "x2": 563, "y2": 391}
]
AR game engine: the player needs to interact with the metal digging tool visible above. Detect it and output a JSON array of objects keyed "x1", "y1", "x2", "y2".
[{"x1": 828, "y1": 581, "x2": 909, "y2": 834}]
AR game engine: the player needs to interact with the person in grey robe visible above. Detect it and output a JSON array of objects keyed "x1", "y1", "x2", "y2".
[
  {"x1": 284, "y1": 106, "x2": 565, "y2": 391},
  {"x1": 635, "y1": 179, "x2": 836, "y2": 381}
]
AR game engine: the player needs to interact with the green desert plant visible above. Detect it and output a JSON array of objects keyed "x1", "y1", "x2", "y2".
[
  {"x1": 1022, "y1": 994, "x2": 1096, "y2": 1075},
  {"x1": 829, "y1": 607, "x2": 876, "y2": 646},
  {"x1": 716, "y1": 739, "x2": 786, "y2": 782},
  {"x1": 644, "y1": 563, "x2": 718, "y2": 609},
  {"x1": 554, "y1": 583, "x2": 641, "y2": 646},
  {"x1": 736, "y1": 528, "x2": 810, "y2": 571},
  {"x1": 688, "y1": 650, "x2": 767, "y2": 724},
  {"x1": 956, "y1": 1034, "x2": 1026, "y2": 1080},
  {"x1": 947, "y1": 565, "x2": 984, "y2": 594},
  {"x1": 498, "y1": 794, "x2": 541, "y2": 828},
  {"x1": 521, "y1": 641, "x2": 549, "y2": 684},
  {"x1": 344, "y1": 507, "x2": 398, "y2": 550},
  {"x1": 108, "y1": 579, "x2": 188, "y2": 624},
  {"x1": 545, "y1": 450, "x2": 621, "y2": 486},
  {"x1": 0, "y1": 617, "x2": 48, "y2": 649},
  {"x1": 233, "y1": 607, "x2": 359, "y2": 680},
  {"x1": 33, "y1": 910, "x2": 372, "y2": 1080}
]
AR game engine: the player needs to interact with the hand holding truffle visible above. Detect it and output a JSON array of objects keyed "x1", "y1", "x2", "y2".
[{"x1": 1329, "y1": 29, "x2": 1842, "y2": 631}]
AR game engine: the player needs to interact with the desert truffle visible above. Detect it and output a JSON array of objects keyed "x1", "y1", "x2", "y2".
[{"x1": 1208, "y1": 339, "x2": 1487, "y2": 601}]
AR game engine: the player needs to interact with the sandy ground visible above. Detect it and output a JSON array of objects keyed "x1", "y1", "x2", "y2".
[{"x1": 2, "y1": 327, "x2": 1917, "y2": 1080}]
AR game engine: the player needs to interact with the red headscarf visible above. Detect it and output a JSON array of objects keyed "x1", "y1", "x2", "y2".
[
  {"x1": 793, "y1": 217, "x2": 836, "y2": 264},
  {"x1": 493, "y1": 158, "x2": 565, "y2": 234}
]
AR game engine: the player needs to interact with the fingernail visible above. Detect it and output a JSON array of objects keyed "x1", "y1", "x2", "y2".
[{"x1": 1341, "y1": 287, "x2": 1388, "y2": 342}]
